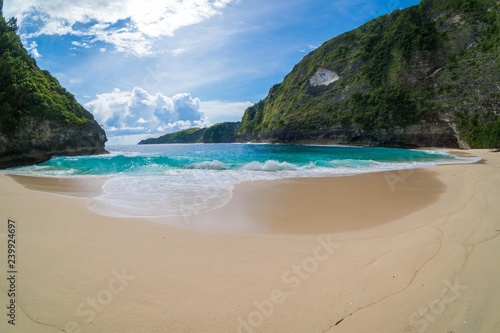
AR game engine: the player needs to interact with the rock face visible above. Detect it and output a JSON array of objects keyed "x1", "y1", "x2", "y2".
[
  {"x1": 0, "y1": 3, "x2": 107, "y2": 169},
  {"x1": 0, "y1": 117, "x2": 107, "y2": 169},
  {"x1": 237, "y1": 0, "x2": 499, "y2": 148},
  {"x1": 238, "y1": 123, "x2": 459, "y2": 148},
  {"x1": 309, "y1": 68, "x2": 341, "y2": 87}
]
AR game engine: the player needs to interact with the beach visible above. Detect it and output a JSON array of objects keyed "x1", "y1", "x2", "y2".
[{"x1": 0, "y1": 149, "x2": 499, "y2": 332}]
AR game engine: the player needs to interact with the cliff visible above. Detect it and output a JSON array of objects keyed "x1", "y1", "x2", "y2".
[
  {"x1": 138, "y1": 122, "x2": 240, "y2": 144},
  {"x1": 0, "y1": 3, "x2": 107, "y2": 168},
  {"x1": 237, "y1": 0, "x2": 499, "y2": 148}
]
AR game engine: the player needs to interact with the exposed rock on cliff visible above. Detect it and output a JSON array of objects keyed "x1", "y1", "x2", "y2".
[
  {"x1": 238, "y1": 123, "x2": 458, "y2": 148},
  {"x1": 0, "y1": 117, "x2": 107, "y2": 168}
]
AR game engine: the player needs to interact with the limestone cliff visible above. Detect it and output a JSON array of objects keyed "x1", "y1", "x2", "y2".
[{"x1": 238, "y1": 0, "x2": 499, "y2": 148}]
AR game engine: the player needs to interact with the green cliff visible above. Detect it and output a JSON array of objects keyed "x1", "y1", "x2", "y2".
[
  {"x1": 0, "y1": 2, "x2": 107, "y2": 168},
  {"x1": 139, "y1": 127, "x2": 207, "y2": 144},
  {"x1": 238, "y1": 0, "x2": 499, "y2": 148}
]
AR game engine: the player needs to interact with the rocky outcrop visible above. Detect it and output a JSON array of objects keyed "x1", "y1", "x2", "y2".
[
  {"x1": 309, "y1": 68, "x2": 341, "y2": 87},
  {"x1": 0, "y1": 117, "x2": 107, "y2": 169},
  {"x1": 239, "y1": 123, "x2": 459, "y2": 148}
]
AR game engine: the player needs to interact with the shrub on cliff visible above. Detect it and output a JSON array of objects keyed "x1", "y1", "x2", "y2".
[{"x1": 0, "y1": 11, "x2": 90, "y2": 135}]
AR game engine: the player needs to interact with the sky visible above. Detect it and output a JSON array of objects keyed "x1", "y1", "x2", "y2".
[{"x1": 4, "y1": 0, "x2": 420, "y2": 145}]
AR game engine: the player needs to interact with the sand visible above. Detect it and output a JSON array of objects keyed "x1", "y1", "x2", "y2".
[{"x1": 0, "y1": 149, "x2": 499, "y2": 333}]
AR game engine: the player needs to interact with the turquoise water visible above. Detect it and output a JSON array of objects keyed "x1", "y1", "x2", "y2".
[
  {"x1": 8, "y1": 143, "x2": 460, "y2": 175},
  {"x1": 5, "y1": 144, "x2": 478, "y2": 217}
]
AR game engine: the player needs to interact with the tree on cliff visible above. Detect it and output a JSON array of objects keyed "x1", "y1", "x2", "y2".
[
  {"x1": 0, "y1": 9, "x2": 91, "y2": 135},
  {"x1": 0, "y1": 4, "x2": 107, "y2": 168}
]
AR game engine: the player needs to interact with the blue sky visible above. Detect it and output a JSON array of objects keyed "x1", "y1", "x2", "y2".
[{"x1": 4, "y1": 0, "x2": 420, "y2": 144}]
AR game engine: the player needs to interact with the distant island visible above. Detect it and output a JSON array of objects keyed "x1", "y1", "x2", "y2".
[
  {"x1": 142, "y1": 0, "x2": 499, "y2": 149},
  {"x1": 0, "y1": 1, "x2": 107, "y2": 168},
  {"x1": 139, "y1": 122, "x2": 240, "y2": 144}
]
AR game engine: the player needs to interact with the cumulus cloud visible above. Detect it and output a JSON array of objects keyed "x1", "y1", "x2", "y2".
[
  {"x1": 5, "y1": 0, "x2": 236, "y2": 57},
  {"x1": 85, "y1": 88, "x2": 211, "y2": 138}
]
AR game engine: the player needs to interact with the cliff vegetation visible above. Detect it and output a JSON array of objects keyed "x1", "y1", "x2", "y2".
[
  {"x1": 0, "y1": 1, "x2": 107, "y2": 168},
  {"x1": 139, "y1": 122, "x2": 240, "y2": 144},
  {"x1": 237, "y1": 0, "x2": 499, "y2": 148}
]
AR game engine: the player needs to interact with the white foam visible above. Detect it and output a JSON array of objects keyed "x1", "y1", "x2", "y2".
[
  {"x1": 5, "y1": 165, "x2": 77, "y2": 177},
  {"x1": 188, "y1": 160, "x2": 229, "y2": 170},
  {"x1": 242, "y1": 160, "x2": 301, "y2": 171},
  {"x1": 90, "y1": 173, "x2": 234, "y2": 217},
  {"x1": 437, "y1": 156, "x2": 482, "y2": 164}
]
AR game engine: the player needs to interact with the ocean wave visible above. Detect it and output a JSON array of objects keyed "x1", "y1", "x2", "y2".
[
  {"x1": 188, "y1": 160, "x2": 229, "y2": 170},
  {"x1": 327, "y1": 159, "x2": 374, "y2": 168},
  {"x1": 242, "y1": 160, "x2": 301, "y2": 171},
  {"x1": 417, "y1": 149, "x2": 451, "y2": 156}
]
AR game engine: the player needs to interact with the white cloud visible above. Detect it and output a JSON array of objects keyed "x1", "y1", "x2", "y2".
[
  {"x1": 83, "y1": 88, "x2": 255, "y2": 144},
  {"x1": 5, "y1": 0, "x2": 237, "y2": 57},
  {"x1": 25, "y1": 41, "x2": 42, "y2": 58},
  {"x1": 200, "y1": 100, "x2": 252, "y2": 123},
  {"x1": 85, "y1": 88, "x2": 211, "y2": 140},
  {"x1": 71, "y1": 41, "x2": 92, "y2": 49}
]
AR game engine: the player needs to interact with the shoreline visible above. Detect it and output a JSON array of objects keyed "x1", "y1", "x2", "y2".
[
  {"x1": 0, "y1": 149, "x2": 499, "y2": 332},
  {"x1": 6, "y1": 147, "x2": 481, "y2": 234},
  {"x1": 7, "y1": 174, "x2": 107, "y2": 198},
  {"x1": 6, "y1": 167, "x2": 446, "y2": 234}
]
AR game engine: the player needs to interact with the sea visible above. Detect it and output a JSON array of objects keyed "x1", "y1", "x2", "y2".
[{"x1": 4, "y1": 144, "x2": 479, "y2": 218}]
